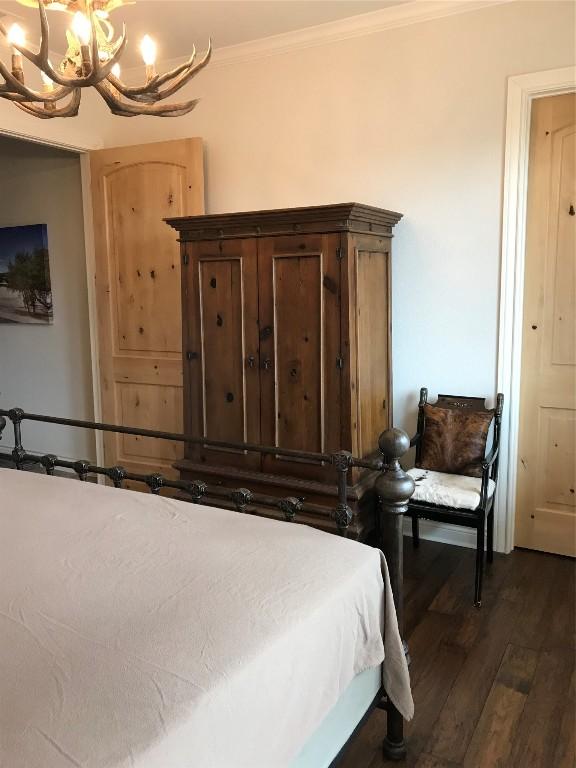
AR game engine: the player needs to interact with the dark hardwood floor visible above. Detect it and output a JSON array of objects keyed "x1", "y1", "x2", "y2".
[{"x1": 339, "y1": 538, "x2": 575, "y2": 768}]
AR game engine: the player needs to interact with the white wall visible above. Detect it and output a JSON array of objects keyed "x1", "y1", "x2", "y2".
[
  {"x1": 93, "y1": 0, "x2": 575, "y2": 443},
  {"x1": 0, "y1": 137, "x2": 95, "y2": 460}
]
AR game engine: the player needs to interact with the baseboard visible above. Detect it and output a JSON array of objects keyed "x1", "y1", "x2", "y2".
[{"x1": 403, "y1": 517, "x2": 477, "y2": 550}]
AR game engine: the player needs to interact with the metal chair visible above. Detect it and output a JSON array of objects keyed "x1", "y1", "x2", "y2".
[{"x1": 407, "y1": 388, "x2": 504, "y2": 607}]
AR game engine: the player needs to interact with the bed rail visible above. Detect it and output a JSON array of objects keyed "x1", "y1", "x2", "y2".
[{"x1": 0, "y1": 406, "x2": 414, "y2": 760}]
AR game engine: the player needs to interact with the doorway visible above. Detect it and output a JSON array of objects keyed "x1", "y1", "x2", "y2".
[{"x1": 0, "y1": 134, "x2": 96, "y2": 461}]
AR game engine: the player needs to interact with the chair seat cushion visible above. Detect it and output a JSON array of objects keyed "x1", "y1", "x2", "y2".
[{"x1": 407, "y1": 468, "x2": 496, "y2": 511}]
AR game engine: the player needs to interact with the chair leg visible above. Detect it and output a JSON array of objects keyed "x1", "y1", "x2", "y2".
[
  {"x1": 411, "y1": 515, "x2": 420, "y2": 548},
  {"x1": 487, "y1": 509, "x2": 494, "y2": 564},
  {"x1": 474, "y1": 521, "x2": 485, "y2": 608}
]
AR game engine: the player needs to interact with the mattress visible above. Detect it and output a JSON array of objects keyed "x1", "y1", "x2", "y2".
[
  {"x1": 0, "y1": 469, "x2": 412, "y2": 768},
  {"x1": 290, "y1": 666, "x2": 382, "y2": 768}
]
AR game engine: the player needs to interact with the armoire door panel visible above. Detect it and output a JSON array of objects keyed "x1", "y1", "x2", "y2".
[
  {"x1": 340, "y1": 233, "x2": 392, "y2": 464},
  {"x1": 355, "y1": 243, "x2": 391, "y2": 458},
  {"x1": 183, "y1": 239, "x2": 261, "y2": 469},
  {"x1": 258, "y1": 234, "x2": 341, "y2": 479},
  {"x1": 273, "y1": 252, "x2": 323, "y2": 451},
  {"x1": 91, "y1": 138, "x2": 204, "y2": 478}
]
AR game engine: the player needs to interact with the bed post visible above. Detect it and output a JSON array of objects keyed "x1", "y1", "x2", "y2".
[
  {"x1": 8, "y1": 408, "x2": 26, "y2": 470},
  {"x1": 375, "y1": 427, "x2": 414, "y2": 761}
]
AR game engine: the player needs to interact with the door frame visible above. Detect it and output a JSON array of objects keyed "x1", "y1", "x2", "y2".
[
  {"x1": 497, "y1": 66, "x2": 576, "y2": 554},
  {"x1": 79, "y1": 153, "x2": 104, "y2": 464},
  {"x1": 0, "y1": 126, "x2": 104, "y2": 463}
]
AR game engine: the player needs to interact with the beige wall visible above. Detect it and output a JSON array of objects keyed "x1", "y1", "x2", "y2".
[
  {"x1": 0, "y1": 0, "x2": 574, "y2": 449},
  {"x1": 0, "y1": 137, "x2": 95, "y2": 459},
  {"x1": 89, "y1": 0, "x2": 575, "y2": 436},
  {"x1": 0, "y1": 89, "x2": 102, "y2": 151}
]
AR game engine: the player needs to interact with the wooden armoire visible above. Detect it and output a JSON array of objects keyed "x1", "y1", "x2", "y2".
[{"x1": 166, "y1": 203, "x2": 402, "y2": 539}]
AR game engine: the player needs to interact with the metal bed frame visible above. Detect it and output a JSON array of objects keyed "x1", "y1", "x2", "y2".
[{"x1": 0, "y1": 406, "x2": 415, "y2": 762}]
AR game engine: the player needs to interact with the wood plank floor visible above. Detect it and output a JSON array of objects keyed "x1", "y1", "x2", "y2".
[{"x1": 339, "y1": 539, "x2": 575, "y2": 768}]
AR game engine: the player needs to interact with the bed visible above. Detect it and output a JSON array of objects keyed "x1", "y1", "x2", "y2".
[{"x1": 0, "y1": 409, "x2": 414, "y2": 767}]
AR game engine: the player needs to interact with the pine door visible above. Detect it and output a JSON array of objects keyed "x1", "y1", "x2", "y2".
[
  {"x1": 515, "y1": 93, "x2": 576, "y2": 555},
  {"x1": 90, "y1": 138, "x2": 204, "y2": 478},
  {"x1": 257, "y1": 233, "x2": 343, "y2": 479}
]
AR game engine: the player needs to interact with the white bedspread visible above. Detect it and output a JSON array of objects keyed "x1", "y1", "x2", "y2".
[{"x1": 0, "y1": 469, "x2": 412, "y2": 768}]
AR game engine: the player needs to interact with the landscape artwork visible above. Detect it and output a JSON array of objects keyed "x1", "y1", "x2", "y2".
[{"x1": 0, "y1": 224, "x2": 53, "y2": 324}]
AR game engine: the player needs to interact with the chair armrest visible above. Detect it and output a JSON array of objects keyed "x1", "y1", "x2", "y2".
[
  {"x1": 481, "y1": 444, "x2": 499, "y2": 471},
  {"x1": 479, "y1": 446, "x2": 500, "y2": 508},
  {"x1": 410, "y1": 432, "x2": 421, "y2": 448}
]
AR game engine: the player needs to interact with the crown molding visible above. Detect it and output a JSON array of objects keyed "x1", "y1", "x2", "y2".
[
  {"x1": 209, "y1": 0, "x2": 517, "y2": 67},
  {"x1": 0, "y1": 1, "x2": 517, "y2": 80}
]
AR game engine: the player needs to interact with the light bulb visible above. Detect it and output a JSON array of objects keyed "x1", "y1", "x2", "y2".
[
  {"x1": 140, "y1": 35, "x2": 157, "y2": 66},
  {"x1": 72, "y1": 12, "x2": 91, "y2": 46},
  {"x1": 41, "y1": 71, "x2": 53, "y2": 87},
  {"x1": 7, "y1": 23, "x2": 26, "y2": 49},
  {"x1": 111, "y1": 63, "x2": 121, "y2": 78}
]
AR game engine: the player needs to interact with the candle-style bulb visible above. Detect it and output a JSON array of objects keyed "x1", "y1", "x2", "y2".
[
  {"x1": 7, "y1": 23, "x2": 25, "y2": 80},
  {"x1": 41, "y1": 70, "x2": 54, "y2": 88},
  {"x1": 111, "y1": 63, "x2": 121, "y2": 78},
  {"x1": 7, "y1": 23, "x2": 26, "y2": 49},
  {"x1": 140, "y1": 35, "x2": 157, "y2": 66},
  {"x1": 72, "y1": 12, "x2": 91, "y2": 46}
]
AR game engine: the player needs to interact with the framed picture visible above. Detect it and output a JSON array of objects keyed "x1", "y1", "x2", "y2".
[{"x1": 0, "y1": 224, "x2": 53, "y2": 325}]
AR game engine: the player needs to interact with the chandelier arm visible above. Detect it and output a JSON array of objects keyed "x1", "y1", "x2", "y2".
[
  {"x1": 106, "y1": 73, "x2": 162, "y2": 100},
  {"x1": 12, "y1": 88, "x2": 81, "y2": 118},
  {"x1": 105, "y1": 46, "x2": 200, "y2": 102},
  {"x1": 0, "y1": 90, "x2": 29, "y2": 102},
  {"x1": 4, "y1": 2, "x2": 128, "y2": 89},
  {"x1": 103, "y1": 58, "x2": 192, "y2": 101},
  {"x1": 153, "y1": 48, "x2": 197, "y2": 88},
  {"x1": 95, "y1": 80, "x2": 199, "y2": 117},
  {"x1": 105, "y1": 41, "x2": 209, "y2": 106},
  {"x1": 151, "y1": 41, "x2": 211, "y2": 101},
  {"x1": 0, "y1": 58, "x2": 74, "y2": 103}
]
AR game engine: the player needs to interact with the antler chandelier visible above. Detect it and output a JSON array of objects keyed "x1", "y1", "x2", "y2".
[{"x1": 0, "y1": 0, "x2": 211, "y2": 118}]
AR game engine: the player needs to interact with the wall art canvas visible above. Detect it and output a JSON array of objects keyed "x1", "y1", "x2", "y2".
[{"x1": 0, "y1": 224, "x2": 53, "y2": 324}]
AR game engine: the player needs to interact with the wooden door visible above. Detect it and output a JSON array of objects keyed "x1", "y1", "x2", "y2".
[
  {"x1": 516, "y1": 93, "x2": 576, "y2": 555},
  {"x1": 91, "y1": 138, "x2": 204, "y2": 477},
  {"x1": 181, "y1": 239, "x2": 261, "y2": 470},
  {"x1": 258, "y1": 233, "x2": 342, "y2": 479}
]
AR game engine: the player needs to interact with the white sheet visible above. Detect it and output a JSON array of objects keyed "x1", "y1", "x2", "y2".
[{"x1": 0, "y1": 469, "x2": 412, "y2": 768}]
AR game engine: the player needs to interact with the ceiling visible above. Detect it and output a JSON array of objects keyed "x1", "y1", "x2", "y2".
[{"x1": 0, "y1": 1, "x2": 409, "y2": 67}]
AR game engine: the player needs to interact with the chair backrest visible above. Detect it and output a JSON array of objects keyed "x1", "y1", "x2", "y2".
[{"x1": 415, "y1": 388, "x2": 504, "y2": 478}]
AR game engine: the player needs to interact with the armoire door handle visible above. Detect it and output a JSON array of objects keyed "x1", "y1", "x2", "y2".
[
  {"x1": 246, "y1": 355, "x2": 256, "y2": 368},
  {"x1": 262, "y1": 358, "x2": 272, "y2": 370}
]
